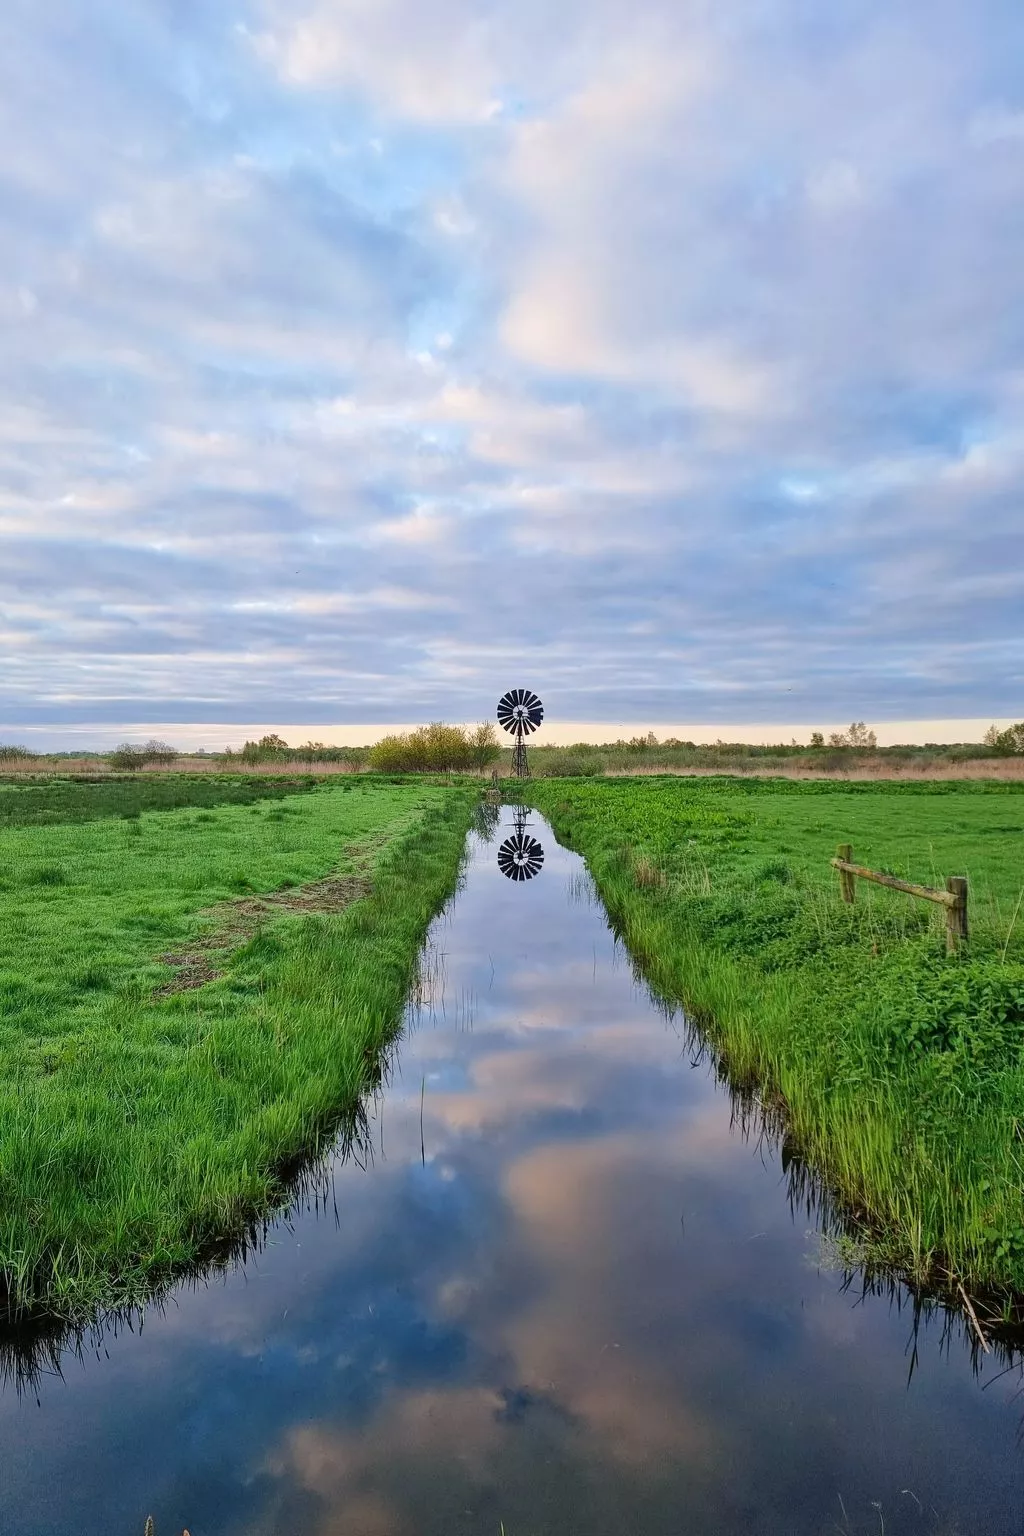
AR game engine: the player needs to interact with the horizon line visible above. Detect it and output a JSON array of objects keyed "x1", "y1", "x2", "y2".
[{"x1": 3, "y1": 716, "x2": 1019, "y2": 753}]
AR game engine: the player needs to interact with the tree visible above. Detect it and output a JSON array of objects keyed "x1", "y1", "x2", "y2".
[
  {"x1": 239, "y1": 733, "x2": 290, "y2": 764},
  {"x1": 470, "y1": 722, "x2": 501, "y2": 771},
  {"x1": 809, "y1": 731, "x2": 824, "y2": 748},
  {"x1": 109, "y1": 743, "x2": 146, "y2": 771},
  {"x1": 367, "y1": 733, "x2": 410, "y2": 772},
  {"x1": 986, "y1": 722, "x2": 1024, "y2": 755},
  {"x1": 143, "y1": 738, "x2": 177, "y2": 765},
  {"x1": 828, "y1": 723, "x2": 877, "y2": 750},
  {"x1": 368, "y1": 723, "x2": 479, "y2": 773}
]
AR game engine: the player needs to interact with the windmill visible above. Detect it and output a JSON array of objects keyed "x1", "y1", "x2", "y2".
[
  {"x1": 497, "y1": 688, "x2": 543, "y2": 779},
  {"x1": 497, "y1": 804, "x2": 544, "y2": 881}
]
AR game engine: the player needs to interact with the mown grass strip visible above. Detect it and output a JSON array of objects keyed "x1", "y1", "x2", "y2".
[
  {"x1": 0, "y1": 783, "x2": 474, "y2": 1322},
  {"x1": 530, "y1": 776, "x2": 1024, "y2": 1298}
]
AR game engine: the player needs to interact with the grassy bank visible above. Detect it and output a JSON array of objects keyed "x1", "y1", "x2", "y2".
[
  {"x1": 0, "y1": 777, "x2": 474, "y2": 1321},
  {"x1": 529, "y1": 776, "x2": 1024, "y2": 1298}
]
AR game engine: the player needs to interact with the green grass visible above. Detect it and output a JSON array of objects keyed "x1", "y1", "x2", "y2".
[
  {"x1": 0, "y1": 771, "x2": 322, "y2": 827},
  {"x1": 529, "y1": 776, "x2": 1024, "y2": 1298},
  {"x1": 0, "y1": 777, "x2": 474, "y2": 1321}
]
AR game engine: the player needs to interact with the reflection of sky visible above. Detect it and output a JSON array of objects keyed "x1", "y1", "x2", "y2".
[{"x1": 4, "y1": 810, "x2": 1024, "y2": 1535}]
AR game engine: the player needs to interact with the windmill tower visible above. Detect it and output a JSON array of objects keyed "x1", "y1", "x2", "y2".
[{"x1": 497, "y1": 688, "x2": 543, "y2": 779}]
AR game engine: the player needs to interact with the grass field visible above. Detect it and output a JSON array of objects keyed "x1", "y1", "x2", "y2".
[
  {"x1": 529, "y1": 776, "x2": 1024, "y2": 1302},
  {"x1": 0, "y1": 775, "x2": 473, "y2": 1321},
  {"x1": 0, "y1": 771, "x2": 323, "y2": 826}
]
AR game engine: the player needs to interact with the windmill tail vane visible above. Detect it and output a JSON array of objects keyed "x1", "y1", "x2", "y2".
[{"x1": 496, "y1": 688, "x2": 543, "y2": 779}]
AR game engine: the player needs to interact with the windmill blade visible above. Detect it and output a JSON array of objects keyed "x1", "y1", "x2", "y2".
[
  {"x1": 497, "y1": 831, "x2": 544, "y2": 881},
  {"x1": 497, "y1": 690, "x2": 520, "y2": 734},
  {"x1": 496, "y1": 688, "x2": 543, "y2": 769}
]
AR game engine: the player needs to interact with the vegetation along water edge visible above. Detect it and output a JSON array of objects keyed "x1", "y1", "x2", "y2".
[
  {"x1": 0, "y1": 774, "x2": 475, "y2": 1322},
  {"x1": 528, "y1": 775, "x2": 1024, "y2": 1307}
]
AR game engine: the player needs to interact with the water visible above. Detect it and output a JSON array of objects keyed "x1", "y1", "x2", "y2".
[{"x1": 2, "y1": 807, "x2": 1024, "y2": 1535}]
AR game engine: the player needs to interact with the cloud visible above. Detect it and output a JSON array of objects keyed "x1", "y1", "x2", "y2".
[{"x1": 1, "y1": 0, "x2": 1022, "y2": 733}]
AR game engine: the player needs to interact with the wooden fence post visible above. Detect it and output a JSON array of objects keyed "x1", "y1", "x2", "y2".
[
  {"x1": 945, "y1": 876, "x2": 968, "y2": 952},
  {"x1": 837, "y1": 844, "x2": 855, "y2": 903}
]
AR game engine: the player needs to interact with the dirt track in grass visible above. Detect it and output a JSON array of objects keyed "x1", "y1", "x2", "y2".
[{"x1": 155, "y1": 874, "x2": 374, "y2": 994}]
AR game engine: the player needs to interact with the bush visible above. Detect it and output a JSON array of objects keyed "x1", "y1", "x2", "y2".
[
  {"x1": 541, "y1": 753, "x2": 603, "y2": 778},
  {"x1": 0, "y1": 744, "x2": 33, "y2": 762},
  {"x1": 368, "y1": 722, "x2": 492, "y2": 773},
  {"x1": 142, "y1": 738, "x2": 177, "y2": 766},
  {"x1": 984, "y1": 722, "x2": 1024, "y2": 756},
  {"x1": 469, "y1": 722, "x2": 501, "y2": 771},
  {"x1": 109, "y1": 744, "x2": 147, "y2": 772},
  {"x1": 238, "y1": 734, "x2": 289, "y2": 764},
  {"x1": 828, "y1": 722, "x2": 877, "y2": 749},
  {"x1": 107, "y1": 739, "x2": 179, "y2": 771}
]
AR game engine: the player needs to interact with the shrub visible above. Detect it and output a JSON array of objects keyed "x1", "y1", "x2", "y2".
[
  {"x1": 469, "y1": 722, "x2": 501, "y2": 771},
  {"x1": 107, "y1": 739, "x2": 179, "y2": 771},
  {"x1": 828, "y1": 722, "x2": 878, "y2": 749},
  {"x1": 142, "y1": 738, "x2": 178, "y2": 765},
  {"x1": 542, "y1": 753, "x2": 603, "y2": 778},
  {"x1": 239, "y1": 733, "x2": 290, "y2": 764},
  {"x1": 984, "y1": 721, "x2": 1024, "y2": 756},
  {"x1": 368, "y1": 722, "x2": 491, "y2": 773},
  {"x1": 0, "y1": 744, "x2": 33, "y2": 762},
  {"x1": 109, "y1": 744, "x2": 146, "y2": 772}
]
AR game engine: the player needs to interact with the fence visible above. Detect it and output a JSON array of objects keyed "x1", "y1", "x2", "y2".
[{"x1": 831, "y1": 844, "x2": 968, "y2": 953}]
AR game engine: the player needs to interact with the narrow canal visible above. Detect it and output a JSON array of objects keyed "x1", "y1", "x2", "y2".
[{"x1": 2, "y1": 805, "x2": 1023, "y2": 1535}]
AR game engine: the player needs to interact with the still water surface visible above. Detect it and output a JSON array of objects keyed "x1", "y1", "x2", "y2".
[{"x1": 2, "y1": 807, "x2": 1024, "y2": 1535}]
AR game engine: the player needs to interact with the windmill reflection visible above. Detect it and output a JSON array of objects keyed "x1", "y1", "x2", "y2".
[{"x1": 498, "y1": 804, "x2": 545, "y2": 881}]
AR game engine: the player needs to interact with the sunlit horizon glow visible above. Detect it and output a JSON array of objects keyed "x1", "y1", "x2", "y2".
[
  {"x1": 6, "y1": 719, "x2": 1020, "y2": 755},
  {"x1": 1, "y1": 3, "x2": 1022, "y2": 730}
]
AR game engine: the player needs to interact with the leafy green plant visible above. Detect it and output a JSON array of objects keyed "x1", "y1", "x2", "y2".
[
  {"x1": 368, "y1": 721, "x2": 494, "y2": 773},
  {"x1": 109, "y1": 744, "x2": 147, "y2": 771},
  {"x1": 984, "y1": 721, "x2": 1024, "y2": 756}
]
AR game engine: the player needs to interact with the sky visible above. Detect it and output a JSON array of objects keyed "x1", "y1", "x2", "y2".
[{"x1": 1, "y1": 0, "x2": 1023, "y2": 745}]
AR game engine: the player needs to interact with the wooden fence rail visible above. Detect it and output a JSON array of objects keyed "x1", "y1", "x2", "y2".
[{"x1": 831, "y1": 844, "x2": 968, "y2": 953}]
